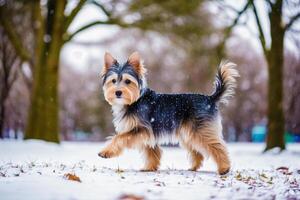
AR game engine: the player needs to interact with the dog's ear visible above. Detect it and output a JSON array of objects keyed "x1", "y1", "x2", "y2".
[
  {"x1": 102, "y1": 52, "x2": 117, "y2": 76},
  {"x1": 127, "y1": 52, "x2": 147, "y2": 76}
]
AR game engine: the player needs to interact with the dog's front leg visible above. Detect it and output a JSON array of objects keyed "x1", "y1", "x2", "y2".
[
  {"x1": 98, "y1": 134, "x2": 124, "y2": 158},
  {"x1": 98, "y1": 128, "x2": 152, "y2": 159}
]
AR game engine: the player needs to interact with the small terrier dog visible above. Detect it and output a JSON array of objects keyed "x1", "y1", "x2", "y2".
[{"x1": 98, "y1": 52, "x2": 239, "y2": 175}]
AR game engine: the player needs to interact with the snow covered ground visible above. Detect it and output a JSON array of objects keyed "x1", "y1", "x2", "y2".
[{"x1": 0, "y1": 140, "x2": 299, "y2": 200}]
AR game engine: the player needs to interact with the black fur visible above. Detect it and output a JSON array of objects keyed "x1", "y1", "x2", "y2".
[
  {"x1": 102, "y1": 61, "x2": 144, "y2": 87},
  {"x1": 211, "y1": 67, "x2": 226, "y2": 102},
  {"x1": 125, "y1": 88, "x2": 218, "y2": 137}
]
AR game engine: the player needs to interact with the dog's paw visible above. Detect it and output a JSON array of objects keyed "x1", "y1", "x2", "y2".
[
  {"x1": 98, "y1": 150, "x2": 115, "y2": 158},
  {"x1": 140, "y1": 167, "x2": 158, "y2": 172},
  {"x1": 188, "y1": 167, "x2": 198, "y2": 172},
  {"x1": 218, "y1": 168, "x2": 230, "y2": 175}
]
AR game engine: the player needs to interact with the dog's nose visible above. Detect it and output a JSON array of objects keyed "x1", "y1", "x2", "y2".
[{"x1": 115, "y1": 90, "x2": 122, "y2": 97}]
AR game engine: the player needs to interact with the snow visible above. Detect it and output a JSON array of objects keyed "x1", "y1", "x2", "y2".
[{"x1": 0, "y1": 140, "x2": 300, "y2": 200}]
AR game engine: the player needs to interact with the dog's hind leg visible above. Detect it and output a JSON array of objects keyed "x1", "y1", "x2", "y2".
[
  {"x1": 205, "y1": 140, "x2": 230, "y2": 175},
  {"x1": 180, "y1": 119, "x2": 230, "y2": 175},
  {"x1": 179, "y1": 124, "x2": 205, "y2": 171},
  {"x1": 188, "y1": 150, "x2": 204, "y2": 171},
  {"x1": 198, "y1": 120, "x2": 231, "y2": 175},
  {"x1": 180, "y1": 140, "x2": 204, "y2": 171},
  {"x1": 141, "y1": 145, "x2": 162, "y2": 171}
]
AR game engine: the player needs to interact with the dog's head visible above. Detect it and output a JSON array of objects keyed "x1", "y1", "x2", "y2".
[{"x1": 101, "y1": 52, "x2": 147, "y2": 106}]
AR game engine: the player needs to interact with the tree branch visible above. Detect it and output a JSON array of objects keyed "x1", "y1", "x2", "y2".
[
  {"x1": 92, "y1": 1, "x2": 111, "y2": 17},
  {"x1": 64, "y1": 20, "x2": 111, "y2": 42},
  {"x1": 266, "y1": 0, "x2": 274, "y2": 8},
  {"x1": 216, "y1": 1, "x2": 251, "y2": 57},
  {"x1": 285, "y1": 12, "x2": 300, "y2": 31},
  {"x1": 64, "y1": 18, "x2": 129, "y2": 43},
  {"x1": 64, "y1": 0, "x2": 87, "y2": 32},
  {"x1": 0, "y1": 7, "x2": 30, "y2": 61},
  {"x1": 251, "y1": 1, "x2": 269, "y2": 56},
  {"x1": 226, "y1": 1, "x2": 252, "y2": 33},
  {"x1": 63, "y1": 1, "x2": 135, "y2": 43}
]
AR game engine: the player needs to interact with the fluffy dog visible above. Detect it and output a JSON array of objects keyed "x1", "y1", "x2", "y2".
[{"x1": 98, "y1": 52, "x2": 239, "y2": 175}]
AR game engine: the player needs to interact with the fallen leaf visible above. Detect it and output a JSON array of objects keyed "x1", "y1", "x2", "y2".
[
  {"x1": 235, "y1": 172, "x2": 242, "y2": 181},
  {"x1": 276, "y1": 166, "x2": 292, "y2": 175},
  {"x1": 63, "y1": 173, "x2": 81, "y2": 182},
  {"x1": 276, "y1": 166, "x2": 289, "y2": 171},
  {"x1": 259, "y1": 173, "x2": 273, "y2": 184},
  {"x1": 118, "y1": 194, "x2": 144, "y2": 200}
]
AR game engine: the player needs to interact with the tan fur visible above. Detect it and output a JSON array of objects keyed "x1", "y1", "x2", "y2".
[
  {"x1": 127, "y1": 52, "x2": 147, "y2": 76},
  {"x1": 189, "y1": 151, "x2": 204, "y2": 171},
  {"x1": 98, "y1": 127, "x2": 155, "y2": 159},
  {"x1": 103, "y1": 74, "x2": 118, "y2": 104},
  {"x1": 217, "y1": 61, "x2": 240, "y2": 105},
  {"x1": 180, "y1": 141, "x2": 204, "y2": 171},
  {"x1": 103, "y1": 73, "x2": 141, "y2": 106},
  {"x1": 102, "y1": 52, "x2": 117, "y2": 76},
  {"x1": 141, "y1": 145, "x2": 162, "y2": 171},
  {"x1": 178, "y1": 118, "x2": 230, "y2": 174}
]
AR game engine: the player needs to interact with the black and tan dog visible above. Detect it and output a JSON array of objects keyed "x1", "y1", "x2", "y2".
[{"x1": 98, "y1": 52, "x2": 239, "y2": 175}]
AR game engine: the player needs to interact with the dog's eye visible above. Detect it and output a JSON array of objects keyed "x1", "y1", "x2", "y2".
[
  {"x1": 112, "y1": 79, "x2": 116, "y2": 84},
  {"x1": 125, "y1": 79, "x2": 131, "y2": 85}
]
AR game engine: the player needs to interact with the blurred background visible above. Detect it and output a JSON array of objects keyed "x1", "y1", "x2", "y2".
[{"x1": 0, "y1": 0, "x2": 299, "y2": 150}]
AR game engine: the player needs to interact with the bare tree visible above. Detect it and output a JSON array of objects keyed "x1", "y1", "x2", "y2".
[{"x1": 219, "y1": 0, "x2": 300, "y2": 150}]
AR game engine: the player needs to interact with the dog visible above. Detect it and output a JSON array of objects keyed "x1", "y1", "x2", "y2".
[{"x1": 98, "y1": 52, "x2": 239, "y2": 175}]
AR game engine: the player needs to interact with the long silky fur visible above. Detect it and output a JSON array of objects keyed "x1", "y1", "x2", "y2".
[
  {"x1": 100, "y1": 55, "x2": 237, "y2": 174},
  {"x1": 211, "y1": 61, "x2": 240, "y2": 105}
]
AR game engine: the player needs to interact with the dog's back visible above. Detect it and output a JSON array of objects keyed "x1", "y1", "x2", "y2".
[
  {"x1": 127, "y1": 89, "x2": 217, "y2": 138},
  {"x1": 126, "y1": 61, "x2": 239, "y2": 142}
]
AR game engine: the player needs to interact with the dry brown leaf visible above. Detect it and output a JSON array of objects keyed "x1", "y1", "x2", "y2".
[
  {"x1": 63, "y1": 173, "x2": 81, "y2": 182},
  {"x1": 276, "y1": 166, "x2": 292, "y2": 175},
  {"x1": 118, "y1": 194, "x2": 144, "y2": 200},
  {"x1": 276, "y1": 166, "x2": 289, "y2": 171}
]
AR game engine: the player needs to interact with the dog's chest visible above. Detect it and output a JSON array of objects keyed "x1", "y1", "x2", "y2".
[{"x1": 112, "y1": 105, "x2": 139, "y2": 134}]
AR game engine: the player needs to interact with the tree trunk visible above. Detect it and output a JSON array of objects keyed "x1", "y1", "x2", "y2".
[
  {"x1": 24, "y1": 0, "x2": 66, "y2": 143},
  {"x1": 24, "y1": 53, "x2": 61, "y2": 142},
  {"x1": 265, "y1": 1, "x2": 285, "y2": 151},
  {"x1": 0, "y1": 101, "x2": 4, "y2": 138},
  {"x1": 0, "y1": 43, "x2": 9, "y2": 139}
]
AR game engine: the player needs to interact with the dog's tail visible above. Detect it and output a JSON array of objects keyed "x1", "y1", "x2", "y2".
[{"x1": 211, "y1": 61, "x2": 239, "y2": 105}]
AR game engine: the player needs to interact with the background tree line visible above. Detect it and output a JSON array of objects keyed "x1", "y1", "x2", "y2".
[{"x1": 0, "y1": 0, "x2": 299, "y2": 151}]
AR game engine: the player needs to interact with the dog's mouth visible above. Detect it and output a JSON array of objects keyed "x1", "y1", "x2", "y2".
[
  {"x1": 112, "y1": 96, "x2": 140, "y2": 106},
  {"x1": 113, "y1": 98, "x2": 126, "y2": 105}
]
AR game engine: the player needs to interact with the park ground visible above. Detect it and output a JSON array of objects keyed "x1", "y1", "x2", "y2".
[{"x1": 0, "y1": 140, "x2": 300, "y2": 200}]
